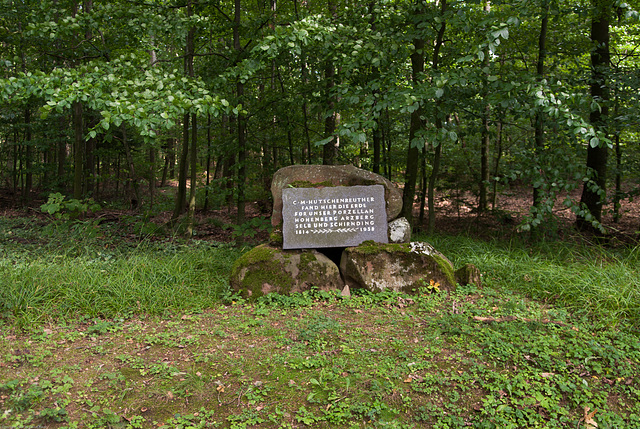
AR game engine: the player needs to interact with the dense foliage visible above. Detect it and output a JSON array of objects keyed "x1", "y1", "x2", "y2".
[{"x1": 1, "y1": 0, "x2": 639, "y2": 233}]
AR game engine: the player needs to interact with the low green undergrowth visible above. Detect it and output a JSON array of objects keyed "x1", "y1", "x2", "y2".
[
  {"x1": 1, "y1": 286, "x2": 639, "y2": 428},
  {"x1": 424, "y1": 233, "x2": 640, "y2": 329},
  {"x1": 1, "y1": 216, "x2": 639, "y2": 427},
  {"x1": 0, "y1": 217, "x2": 242, "y2": 327}
]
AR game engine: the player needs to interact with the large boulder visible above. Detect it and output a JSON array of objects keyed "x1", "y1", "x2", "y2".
[
  {"x1": 230, "y1": 244, "x2": 343, "y2": 300},
  {"x1": 340, "y1": 241, "x2": 457, "y2": 294},
  {"x1": 271, "y1": 165, "x2": 403, "y2": 227}
]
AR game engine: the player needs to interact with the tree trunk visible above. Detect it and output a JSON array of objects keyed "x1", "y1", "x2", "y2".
[
  {"x1": 400, "y1": 36, "x2": 426, "y2": 224},
  {"x1": 187, "y1": 113, "x2": 198, "y2": 235},
  {"x1": 172, "y1": 115, "x2": 190, "y2": 221},
  {"x1": 577, "y1": 0, "x2": 610, "y2": 231},
  {"x1": 57, "y1": 116, "x2": 67, "y2": 190},
  {"x1": 235, "y1": 0, "x2": 247, "y2": 224},
  {"x1": 172, "y1": 1, "x2": 195, "y2": 224},
  {"x1": 149, "y1": 146, "x2": 156, "y2": 209},
  {"x1": 72, "y1": 101, "x2": 84, "y2": 199},
  {"x1": 322, "y1": 0, "x2": 339, "y2": 165},
  {"x1": 426, "y1": 0, "x2": 448, "y2": 234},
  {"x1": 478, "y1": 0, "x2": 491, "y2": 213},
  {"x1": 23, "y1": 107, "x2": 32, "y2": 203},
  {"x1": 122, "y1": 125, "x2": 141, "y2": 208},
  {"x1": 204, "y1": 113, "x2": 212, "y2": 212},
  {"x1": 533, "y1": 1, "x2": 549, "y2": 214}
]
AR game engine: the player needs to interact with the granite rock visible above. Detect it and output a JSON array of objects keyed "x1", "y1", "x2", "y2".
[
  {"x1": 271, "y1": 165, "x2": 402, "y2": 227},
  {"x1": 340, "y1": 241, "x2": 457, "y2": 294},
  {"x1": 230, "y1": 244, "x2": 343, "y2": 300}
]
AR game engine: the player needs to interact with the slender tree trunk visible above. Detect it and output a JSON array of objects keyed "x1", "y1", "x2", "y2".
[
  {"x1": 478, "y1": 0, "x2": 491, "y2": 213},
  {"x1": 122, "y1": 126, "x2": 141, "y2": 208},
  {"x1": 72, "y1": 101, "x2": 84, "y2": 199},
  {"x1": 204, "y1": 113, "x2": 212, "y2": 212},
  {"x1": 172, "y1": 1, "x2": 195, "y2": 224},
  {"x1": 322, "y1": 0, "x2": 339, "y2": 165},
  {"x1": 400, "y1": 35, "x2": 426, "y2": 224},
  {"x1": 613, "y1": 129, "x2": 621, "y2": 222},
  {"x1": 234, "y1": 0, "x2": 247, "y2": 224},
  {"x1": 23, "y1": 107, "x2": 32, "y2": 203},
  {"x1": 577, "y1": 0, "x2": 610, "y2": 231},
  {"x1": 426, "y1": 0, "x2": 448, "y2": 234},
  {"x1": 85, "y1": 119, "x2": 96, "y2": 195},
  {"x1": 300, "y1": 52, "x2": 312, "y2": 164},
  {"x1": 57, "y1": 116, "x2": 67, "y2": 189},
  {"x1": 418, "y1": 145, "x2": 427, "y2": 228},
  {"x1": 533, "y1": 1, "x2": 549, "y2": 213},
  {"x1": 172, "y1": 115, "x2": 190, "y2": 221},
  {"x1": 149, "y1": 146, "x2": 156, "y2": 209},
  {"x1": 491, "y1": 120, "x2": 503, "y2": 209},
  {"x1": 187, "y1": 113, "x2": 198, "y2": 235}
]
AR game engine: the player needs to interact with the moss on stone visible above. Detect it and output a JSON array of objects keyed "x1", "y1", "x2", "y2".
[
  {"x1": 269, "y1": 231, "x2": 283, "y2": 247},
  {"x1": 231, "y1": 245, "x2": 294, "y2": 300},
  {"x1": 230, "y1": 245, "x2": 277, "y2": 276},
  {"x1": 288, "y1": 180, "x2": 335, "y2": 188},
  {"x1": 353, "y1": 241, "x2": 411, "y2": 255},
  {"x1": 431, "y1": 253, "x2": 457, "y2": 289}
]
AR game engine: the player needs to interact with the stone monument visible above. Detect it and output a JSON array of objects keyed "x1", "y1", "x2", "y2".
[
  {"x1": 229, "y1": 165, "x2": 480, "y2": 300},
  {"x1": 282, "y1": 185, "x2": 388, "y2": 249}
]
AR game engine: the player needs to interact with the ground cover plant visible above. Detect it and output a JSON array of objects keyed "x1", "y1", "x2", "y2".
[{"x1": 1, "y1": 216, "x2": 640, "y2": 428}]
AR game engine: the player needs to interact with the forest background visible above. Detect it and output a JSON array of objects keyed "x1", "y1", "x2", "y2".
[
  {"x1": 3, "y1": 2, "x2": 640, "y2": 427},
  {"x1": 1, "y1": 0, "x2": 640, "y2": 238}
]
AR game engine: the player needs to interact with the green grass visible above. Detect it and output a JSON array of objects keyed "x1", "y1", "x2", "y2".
[
  {"x1": 0, "y1": 217, "x2": 243, "y2": 327},
  {"x1": 424, "y1": 233, "x2": 640, "y2": 328},
  {"x1": 0, "y1": 216, "x2": 639, "y2": 428}
]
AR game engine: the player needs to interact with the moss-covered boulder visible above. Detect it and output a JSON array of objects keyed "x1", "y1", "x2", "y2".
[
  {"x1": 230, "y1": 244, "x2": 343, "y2": 300},
  {"x1": 340, "y1": 241, "x2": 457, "y2": 294},
  {"x1": 270, "y1": 165, "x2": 403, "y2": 227}
]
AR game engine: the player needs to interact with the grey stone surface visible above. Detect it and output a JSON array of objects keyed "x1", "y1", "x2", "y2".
[
  {"x1": 271, "y1": 165, "x2": 402, "y2": 227},
  {"x1": 340, "y1": 241, "x2": 457, "y2": 294},
  {"x1": 282, "y1": 185, "x2": 388, "y2": 249},
  {"x1": 230, "y1": 244, "x2": 343, "y2": 301},
  {"x1": 388, "y1": 217, "x2": 411, "y2": 243}
]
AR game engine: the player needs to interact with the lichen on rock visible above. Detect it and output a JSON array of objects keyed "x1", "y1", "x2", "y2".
[
  {"x1": 340, "y1": 241, "x2": 457, "y2": 294},
  {"x1": 230, "y1": 244, "x2": 343, "y2": 301}
]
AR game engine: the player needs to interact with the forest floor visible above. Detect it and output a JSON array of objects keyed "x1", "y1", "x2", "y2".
[{"x1": 1, "y1": 185, "x2": 640, "y2": 428}]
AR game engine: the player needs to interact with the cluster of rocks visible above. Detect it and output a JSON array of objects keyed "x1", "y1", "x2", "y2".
[{"x1": 230, "y1": 165, "x2": 480, "y2": 300}]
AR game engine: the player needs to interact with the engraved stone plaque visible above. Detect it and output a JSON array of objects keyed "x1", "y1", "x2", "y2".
[{"x1": 282, "y1": 185, "x2": 388, "y2": 249}]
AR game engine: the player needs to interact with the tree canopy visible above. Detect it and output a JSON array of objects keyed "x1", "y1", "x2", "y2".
[{"x1": 1, "y1": 0, "x2": 639, "y2": 234}]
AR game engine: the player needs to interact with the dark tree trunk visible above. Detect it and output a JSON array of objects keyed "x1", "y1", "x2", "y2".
[
  {"x1": 426, "y1": 0, "x2": 447, "y2": 234},
  {"x1": 322, "y1": 0, "x2": 339, "y2": 165},
  {"x1": 577, "y1": 1, "x2": 610, "y2": 231},
  {"x1": 204, "y1": 113, "x2": 212, "y2": 212},
  {"x1": 187, "y1": 113, "x2": 198, "y2": 235},
  {"x1": 235, "y1": 0, "x2": 247, "y2": 224},
  {"x1": 23, "y1": 107, "x2": 32, "y2": 203},
  {"x1": 478, "y1": 0, "x2": 491, "y2": 213},
  {"x1": 172, "y1": 115, "x2": 190, "y2": 221},
  {"x1": 533, "y1": 1, "x2": 549, "y2": 213},
  {"x1": 400, "y1": 36, "x2": 426, "y2": 224},
  {"x1": 72, "y1": 101, "x2": 84, "y2": 199},
  {"x1": 122, "y1": 125, "x2": 141, "y2": 209},
  {"x1": 172, "y1": 1, "x2": 195, "y2": 224}
]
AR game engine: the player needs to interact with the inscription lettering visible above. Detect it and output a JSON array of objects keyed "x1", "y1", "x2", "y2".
[{"x1": 282, "y1": 185, "x2": 388, "y2": 249}]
